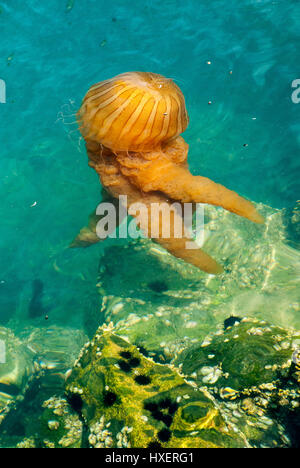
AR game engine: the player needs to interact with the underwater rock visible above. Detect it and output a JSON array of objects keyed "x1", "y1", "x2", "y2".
[
  {"x1": 92, "y1": 240, "x2": 218, "y2": 359},
  {"x1": 81, "y1": 204, "x2": 300, "y2": 447},
  {"x1": 20, "y1": 326, "x2": 88, "y2": 393},
  {"x1": 16, "y1": 437, "x2": 36, "y2": 448},
  {"x1": 176, "y1": 317, "x2": 299, "y2": 391},
  {"x1": 39, "y1": 396, "x2": 83, "y2": 448},
  {"x1": 283, "y1": 200, "x2": 300, "y2": 250},
  {"x1": 174, "y1": 317, "x2": 300, "y2": 447},
  {"x1": 93, "y1": 202, "x2": 300, "y2": 343},
  {"x1": 0, "y1": 327, "x2": 37, "y2": 425},
  {"x1": 0, "y1": 326, "x2": 88, "y2": 447},
  {"x1": 65, "y1": 326, "x2": 248, "y2": 448},
  {"x1": 0, "y1": 326, "x2": 87, "y2": 448},
  {"x1": 10, "y1": 397, "x2": 83, "y2": 448}
]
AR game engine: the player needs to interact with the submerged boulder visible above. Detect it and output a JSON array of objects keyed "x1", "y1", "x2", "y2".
[
  {"x1": 283, "y1": 200, "x2": 300, "y2": 250},
  {"x1": 0, "y1": 327, "x2": 37, "y2": 425},
  {"x1": 0, "y1": 326, "x2": 88, "y2": 447},
  {"x1": 176, "y1": 317, "x2": 299, "y2": 391},
  {"x1": 20, "y1": 326, "x2": 88, "y2": 394},
  {"x1": 6, "y1": 318, "x2": 298, "y2": 448},
  {"x1": 92, "y1": 203, "x2": 300, "y2": 353},
  {"x1": 12, "y1": 397, "x2": 83, "y2": 449},
  {"x1": 65, "y1": 326, "x2": 247, "y2": 448},
  {"x1": 38, "y1": 396, "x2": 83, "y2": 448},
  {"x1": 175, "y1": 317, "x2": 300, "y2": 447}
]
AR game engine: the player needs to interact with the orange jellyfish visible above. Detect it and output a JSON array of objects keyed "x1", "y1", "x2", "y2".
[{"x1": 76, "y1": 72, "x2": 264, "y2": 274}]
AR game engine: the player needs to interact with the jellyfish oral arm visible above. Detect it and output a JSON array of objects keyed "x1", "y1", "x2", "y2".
[
  {"x1": 128, "y1": 193, "x2": 223, "y2": 275},
  {"x1": 129, "y1": 195, "x2": 223, "y2": 275},
  {"x1": 123, "y1": 156, "x2": 264, "y2": 225},
  {"x1": 157, "y1": 235, "x2": 223, "y2": 274},
  {"x1": 88, "y1": 153, "x2": 223, "y2": 274}
]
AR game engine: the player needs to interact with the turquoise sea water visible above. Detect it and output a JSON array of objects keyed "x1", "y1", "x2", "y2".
[{"x1": 0, "y1": 0, "x2": 300, "y2": 448}]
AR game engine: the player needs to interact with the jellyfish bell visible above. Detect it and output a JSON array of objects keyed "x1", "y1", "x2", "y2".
[{"x1": 77, "y1": 72, "x2": 189, "y2": 152}]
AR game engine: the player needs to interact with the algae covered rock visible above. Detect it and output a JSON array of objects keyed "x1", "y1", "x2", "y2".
[
  {"x1": 38, "y1": 396, "x2": 83, "y2": 448},
  {"x1": 175, "y1": 317, "x2": 299, "y2": 391},
  {"x1": 65, "y1": 326, "x2": 248, "y2": 448},
  {"x1": 174, "y1": 317, "x2": 300, "y2": 447},
  {"x1": 0, "y1": 326, "x2": 88, "y2": 447},
  {"x1": 5, "y1": 396, "x2": 83, "y2": 449}
]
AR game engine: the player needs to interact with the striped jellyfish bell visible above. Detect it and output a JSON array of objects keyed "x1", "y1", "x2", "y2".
[{"x1": 77, "y1": 72, "x2": 189, "y2": 152}]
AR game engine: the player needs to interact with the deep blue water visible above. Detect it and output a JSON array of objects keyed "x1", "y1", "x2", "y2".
[{"x1": 0, "y1": 0, "x2": 300, "y2": 328}]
